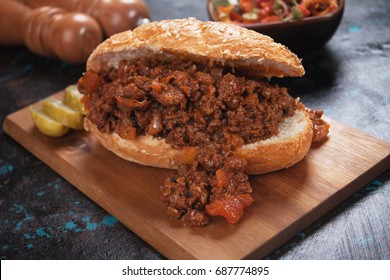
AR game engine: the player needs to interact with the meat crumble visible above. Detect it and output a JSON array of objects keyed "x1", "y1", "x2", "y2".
[{"x1": 78, "y1": 57, "x2": 325, "y2": 226}]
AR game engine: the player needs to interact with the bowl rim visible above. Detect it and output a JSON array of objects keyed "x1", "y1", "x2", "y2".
[{"x1": 207, "y1": 0, "x2": 345, "y2": 28}]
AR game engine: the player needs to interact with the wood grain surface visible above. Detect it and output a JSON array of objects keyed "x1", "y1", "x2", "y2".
[{"x1": 3, "y1": 91, "x2": 390, "y2": 259}]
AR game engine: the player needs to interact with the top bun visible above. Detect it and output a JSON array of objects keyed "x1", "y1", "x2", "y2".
[{"x1": 86, "y1": 17, "x2": 305, "y2": 78}]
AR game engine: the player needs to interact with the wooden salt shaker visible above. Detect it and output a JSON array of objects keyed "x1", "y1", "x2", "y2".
[
  {"x1": 18, "y1": 0, "x2": 151, "y2": 36},
  {"x1": 0, "y1": 0, "x2": 103, "y2": 64}
]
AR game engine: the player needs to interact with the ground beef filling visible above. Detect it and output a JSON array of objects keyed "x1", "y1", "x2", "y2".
[{"x1": 79, "y1": 58, "x2": 298, "y2": 226}]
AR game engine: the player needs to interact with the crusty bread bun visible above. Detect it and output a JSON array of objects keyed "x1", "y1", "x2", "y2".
[
  {"x1": 86, "y1": 17, "x2": 304, "y2": 78},
  {"x1": 84, "y1": 107, "x2": 312, "y2": 174},
  {"x1": 83, "y1": 18, "x2": 313, "y2": 175}
]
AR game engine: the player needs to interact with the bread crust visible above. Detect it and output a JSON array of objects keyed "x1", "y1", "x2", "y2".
[
  {"x1": 84, "y1": 108, "x2": 313, "y2": 175},
  {"x1": 86, "y1": 18, "x2": 304, "y2": 78}
]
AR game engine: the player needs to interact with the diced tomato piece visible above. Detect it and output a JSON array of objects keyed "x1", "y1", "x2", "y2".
[
  {"x1": 240, "y1": 0, "x2": 253, "y2": 12},
  {"x1": 298, "y1": 4, "x2": 311, "y2": 17},
  {"x1": 81, "y1": 71, "x2": 102, "y2": 94},
  {"x1": 206, "y1": 194, "x2": 254, "y2": 224},
  {"x1": 117, "y1": 120, "x2": 137, "y2": 140}
]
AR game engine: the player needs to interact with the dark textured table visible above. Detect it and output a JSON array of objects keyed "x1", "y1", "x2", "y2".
[{"x1": 1, "y1": 0, "x2": 389, "y2": 260}]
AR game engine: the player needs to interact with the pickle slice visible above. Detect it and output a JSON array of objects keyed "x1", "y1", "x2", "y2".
[
  {"x1": 42, "y1": 98, "x2": 84, "y2": 130},
  {"x1": 63, "y1": 84, "x2": 87, "y2": 114},
  {"x1": 30, "y1": 106, "x2": 70, "y2": 137}
]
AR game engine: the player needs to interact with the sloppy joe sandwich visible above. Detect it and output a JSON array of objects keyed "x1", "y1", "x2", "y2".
[{"x1": 78, "y1": 18, "x2": 329, "y2": 226}]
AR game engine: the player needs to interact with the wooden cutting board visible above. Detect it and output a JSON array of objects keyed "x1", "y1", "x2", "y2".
[{"x1": 3, "y1": 91, "x2": 390, "y2": 259}]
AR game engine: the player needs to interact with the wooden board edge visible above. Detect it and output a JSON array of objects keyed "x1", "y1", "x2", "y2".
[
  {"x1": 3, "y1": 113, "x2": 200, "y2": 260},
  {"x1": 243, "y1": 154, "x2": 390, "y2": 259}
]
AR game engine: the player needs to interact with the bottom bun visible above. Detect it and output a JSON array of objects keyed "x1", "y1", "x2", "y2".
[
  {"x1": 238, "y1": 108, "x2": 313, "y2": 174},
  {"x1": 84, "y1": 108, "x2": 313, "y2": 175}
]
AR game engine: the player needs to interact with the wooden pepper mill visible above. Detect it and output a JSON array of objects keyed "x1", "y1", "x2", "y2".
[
  {"x1": 0, "y1": 0, "x2": 103, "y2": 64},
  {"x1": 19, "y1": 0, "x2": 151, "y2": 37}
]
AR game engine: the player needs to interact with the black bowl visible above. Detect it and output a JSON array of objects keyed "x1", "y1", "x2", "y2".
[{"x1": 207, "y1": 0, "x2": 345, "y2": 56}]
